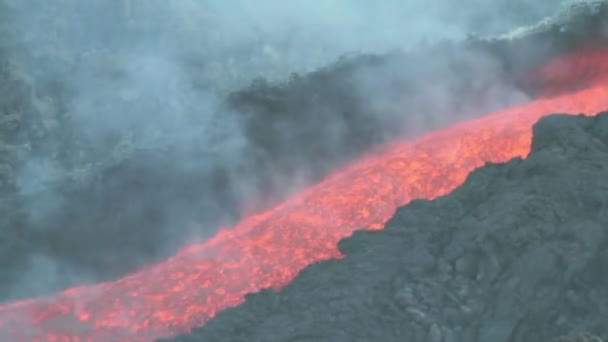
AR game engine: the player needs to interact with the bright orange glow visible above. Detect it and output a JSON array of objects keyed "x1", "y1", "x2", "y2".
[{"x1": 1, "y1": 47, "x2": 608, "y2": 342}]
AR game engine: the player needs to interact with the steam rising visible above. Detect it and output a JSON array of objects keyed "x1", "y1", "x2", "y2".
[{"x1": 0, "y1": 0, "x2": 559, "y2": 301}]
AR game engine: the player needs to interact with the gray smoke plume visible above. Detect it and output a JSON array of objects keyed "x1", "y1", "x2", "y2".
[{"x1": 0, "y1": 0, "x2": 561, "y2": 302}]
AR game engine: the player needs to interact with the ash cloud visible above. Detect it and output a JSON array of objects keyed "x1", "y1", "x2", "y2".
[{"x1": 0, "y1": 0, "x2": 560, "y2": 301}]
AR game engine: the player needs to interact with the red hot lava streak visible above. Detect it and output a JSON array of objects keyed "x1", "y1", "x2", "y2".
[{"x1": 1, "y1": 47, "x2": 608, "y2": 341}]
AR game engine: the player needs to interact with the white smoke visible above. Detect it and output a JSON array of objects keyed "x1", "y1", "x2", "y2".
[{"x1": 0, "y1": 0, "x2": 563, "y2": 301}]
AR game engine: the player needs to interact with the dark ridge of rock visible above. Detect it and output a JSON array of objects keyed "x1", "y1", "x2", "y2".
[
  {"x1": 160, "y1": 112, "x2": 608, "y2": 342},
  {"x1": 471, "y1": 0, "x2": 608, "y2": 78}
]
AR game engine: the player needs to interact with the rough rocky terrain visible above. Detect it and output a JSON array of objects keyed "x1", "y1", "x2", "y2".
[{"x1": 161, "y1": 112, "x2": 608, "y2": 342}]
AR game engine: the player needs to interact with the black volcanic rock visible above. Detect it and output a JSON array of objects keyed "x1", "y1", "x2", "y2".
[{"x1": 161, "y1": 112, "x2": 608, "y2": 342}]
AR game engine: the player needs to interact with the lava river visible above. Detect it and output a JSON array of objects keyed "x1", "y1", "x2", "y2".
[{"x1": 1, "y1": 46, "x2": 608, "y2": 342}]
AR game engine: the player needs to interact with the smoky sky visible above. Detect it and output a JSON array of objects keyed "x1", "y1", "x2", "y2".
[{"x1": 0, "y1": 0, "x2": 563, "y2": 302}]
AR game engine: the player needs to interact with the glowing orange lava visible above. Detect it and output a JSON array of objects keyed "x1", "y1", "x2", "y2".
[{"x1": 1, "y1": 47, "x2": 608, "y2": 342}]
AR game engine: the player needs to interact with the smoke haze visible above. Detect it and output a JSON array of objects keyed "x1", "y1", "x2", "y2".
[{"x1": 0, "y1": 0, "x2": 560, "y2": 301}]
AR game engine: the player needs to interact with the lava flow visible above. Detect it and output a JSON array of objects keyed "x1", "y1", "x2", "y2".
[{"x1": 2, "y1": 47, "x2": 608, "y2": 342}]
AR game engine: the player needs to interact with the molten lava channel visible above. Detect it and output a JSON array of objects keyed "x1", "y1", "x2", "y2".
[{"x1": 1, "y1": 47, "x2": 608, "y2": 342}]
